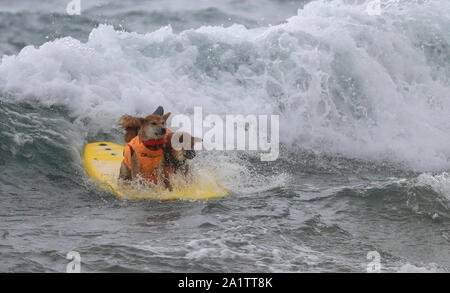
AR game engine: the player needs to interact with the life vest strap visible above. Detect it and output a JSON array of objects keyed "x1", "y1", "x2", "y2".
[{"x1": 127, "y1": 143, "x2": 135, "y2": 156}]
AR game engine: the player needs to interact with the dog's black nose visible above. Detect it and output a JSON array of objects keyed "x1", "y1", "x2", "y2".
[{"x1": 161, "y1": 128, "x2": 166, "y2": 134}]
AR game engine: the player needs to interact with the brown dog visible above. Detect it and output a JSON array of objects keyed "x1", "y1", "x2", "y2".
[
  {"x1": 164, "y1": 131, "x2": 203, "y2": 180},
  {"x1": 119, "y1": 105, "x2": 166, "y2": 143},
  {"x1": 118, "y1": 108, "x2": 202, "y2": 190},
  {"x1": 118, "y1": 112, "x2": 172, "y2": 189}
]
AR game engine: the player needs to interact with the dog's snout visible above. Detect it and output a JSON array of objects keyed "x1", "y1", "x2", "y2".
[{"x1": 160, "y1": 128, "x2": 166, "y2": 135}]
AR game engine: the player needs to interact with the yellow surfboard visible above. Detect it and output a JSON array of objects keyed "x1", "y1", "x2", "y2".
[{"x1": 83, "y1": 142, "x2": 228, "y2": 200}]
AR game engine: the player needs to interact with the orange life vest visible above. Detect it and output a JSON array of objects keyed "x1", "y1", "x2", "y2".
[{"x1": 123, "y1": 130, "x2": 173, "y2": 183}]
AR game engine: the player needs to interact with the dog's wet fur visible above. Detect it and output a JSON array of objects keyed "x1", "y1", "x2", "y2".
[{"x1": 118, "y1": 110, "x2": 202, "y2": 190}]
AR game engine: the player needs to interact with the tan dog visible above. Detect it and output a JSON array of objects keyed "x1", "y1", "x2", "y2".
[
  {"x1": 118, "y1": 112, "x2": 172, "y2": 189},
  {"x1": 164, "y1": 131, "x2": 203, "y2": 180},
  {"x1": 118, "y1": 107, "x2": 202, "y2": 190}
]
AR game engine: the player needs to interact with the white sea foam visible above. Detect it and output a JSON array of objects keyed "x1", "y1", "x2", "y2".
[
  {"x1": 0, "y1": 0, "x2": 449, "y2": 171},
  {"x1": 396, "y1": 262, "x2": 445, "y2": 273},
  {"x1": 197, "y1": 151, "x2": 290, "y2": 195},
  {"x1": 415, "y1": 172, "x2": 450, "y2": 202}
]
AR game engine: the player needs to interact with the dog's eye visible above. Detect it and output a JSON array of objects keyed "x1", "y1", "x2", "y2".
[{"x1": 152, "y1": 122, "x2": 157, "y2": 125}]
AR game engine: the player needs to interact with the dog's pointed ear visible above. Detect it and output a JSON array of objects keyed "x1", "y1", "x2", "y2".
[
  {"x1": 152, "y1": 106, "x2": 164, "y2": 116},
  {"x1": 119, "y1": 115, "x2": 145, "y2": 129},
  {"x1": 162, "y1": 112, "x2": 171, "y2": 121}
]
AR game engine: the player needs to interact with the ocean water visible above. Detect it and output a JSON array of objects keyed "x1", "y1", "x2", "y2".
[{"x1": 0, "y1": 0, "x2": 449, "y2": 272}]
